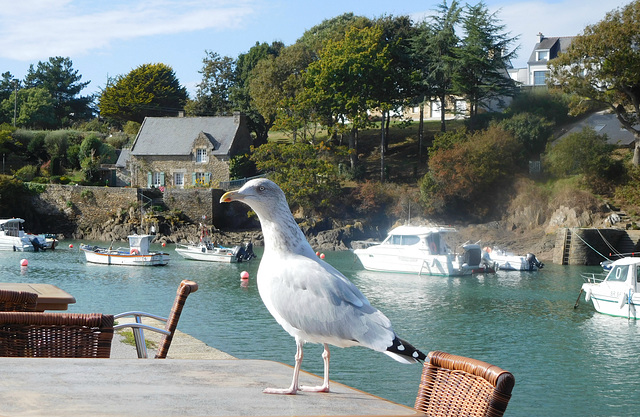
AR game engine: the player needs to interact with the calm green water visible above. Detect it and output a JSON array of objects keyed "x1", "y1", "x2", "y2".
[{"x1": 1, "y1": 243, "x2": 639, "y2": 417}]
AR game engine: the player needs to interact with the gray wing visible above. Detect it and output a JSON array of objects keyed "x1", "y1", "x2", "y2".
[{"x1": 264, "y1": 254, "x2": 395, "y2": 351}]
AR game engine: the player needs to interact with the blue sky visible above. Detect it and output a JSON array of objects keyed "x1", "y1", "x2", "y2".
[{"x1": 0, "y1": 0, "x2": 631, "y2": 97}]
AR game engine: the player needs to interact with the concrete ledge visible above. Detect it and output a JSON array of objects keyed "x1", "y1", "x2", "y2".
[{"x1": 112, "y1": 316, "x2": 236, "y2": 360}]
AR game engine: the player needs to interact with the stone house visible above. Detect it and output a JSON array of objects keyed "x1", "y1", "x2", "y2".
[{"x1": 127, "y1": 113, "x2": 252, "y2": 189}]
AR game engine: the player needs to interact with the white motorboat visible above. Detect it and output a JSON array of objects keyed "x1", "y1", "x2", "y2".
[
  {"x1": 176, "y1": 241, "x2": 256, "y2": 263},
  {"x1": 80, "y1": 234, "x2": 169, "y2": 266},
  {"x1": 352, "y1": 225, "x2": 482, "y2": 276},
  {"x1": 0, "y1": 218, "x2": 48, "y2": 251},
  {"x1": 482, "y1": 248, "x2": 544, "y2": 271},
  {"x1": 581, "y1": 257, "x2": 640, "y2": 319}
]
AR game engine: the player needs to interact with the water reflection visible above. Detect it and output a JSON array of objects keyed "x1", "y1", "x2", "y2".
[{"x1": 1, "y1": 245, "x2": 639, "y2": 415}]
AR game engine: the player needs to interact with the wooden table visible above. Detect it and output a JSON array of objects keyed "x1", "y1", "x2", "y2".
[
  {"x1": 0, "y1": 358, "x2": 421, "y2": 417},
  {"x1": 0, "y1": 283, "x2": 76, "y2": 311}
]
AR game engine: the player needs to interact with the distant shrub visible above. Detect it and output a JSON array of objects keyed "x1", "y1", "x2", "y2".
[
  {"x1": 14, "y1": 165, "x2": 38, "y2": 181},
  {"x1": 543, "y1": 127, "x2": 625, "y2": 193},
  {"x1": 421, "y1": 126, "x2": 521, "y2": 217},
  {"x1": 497, "y1": 112, "x2": 554, "y2": 158}
]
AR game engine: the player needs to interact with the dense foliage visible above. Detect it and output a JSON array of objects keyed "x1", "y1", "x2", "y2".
[
  {"x1": 420, "y1": 125, "x2": 521, "y2": 217},
  {"x1": 250, "y1": 142, "x2": 340, "y2": 213},
  {"x1": 99, "y1": 63, "x2": 188, "y2": 125},
  {"x1": 548, "y1": 0, "x2": 640, "y2": 165}
]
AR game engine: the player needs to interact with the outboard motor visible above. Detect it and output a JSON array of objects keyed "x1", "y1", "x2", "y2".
[
  {"x1": 243, "y1": 242, "x2": 256, "y2": 261},
  {"x1": 526, "y1": 253, "x2": 544, "y2": 270},
  {"x1": 29, "y1": 237, "x2": 45, "y2": 252},
  {"x1": 232, "y1": 246, "x2": 245, "y2": 263}
]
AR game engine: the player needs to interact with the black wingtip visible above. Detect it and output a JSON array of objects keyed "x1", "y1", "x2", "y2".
[{"x1": 388, "y1": 337, "x2": 427, "y2": 363}]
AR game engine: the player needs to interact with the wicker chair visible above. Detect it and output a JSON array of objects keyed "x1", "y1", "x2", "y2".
[
  {"x1": 114, "y1": 279, "x2": 198, "y2": 358},
  {"x1": 0, "y1": 312, "x2": 114, "y2": 358},
  {"x1": 0, "y1": 289, "x2": 38, "y2": 312},
  {"x1": 414, "y1": 351, "x2": 515, "y2": 417}
]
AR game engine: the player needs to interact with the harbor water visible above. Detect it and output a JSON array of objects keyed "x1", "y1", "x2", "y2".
[{"x1": 2, "y1": 242, "x2": 639, "y2": 417}]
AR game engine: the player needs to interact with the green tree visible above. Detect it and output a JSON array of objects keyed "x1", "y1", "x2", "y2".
[
  {"x1": 249, "y1": 43, "x2": 316, "y2": 142},
  {"x1": 413, "y1": 0, "x2": 461, "y2": 133},
  {"x1": 23, "y1": 57, "x2": 93, "y2": 126},
  {"x1": 250, "y1": 142, "x2": 340, "y2": 212},
  {"x1": 0, "y1": 73, "x2": 19, "y2": 122},
  {"x1": 303, "y1": 25, "x2": 393, "y2": 171},
  {"x1": 1, "y1": 88, "x2": 56, "y2": 129},
  {"x1": 231, "y1": 41, "x2": 284, "y2": 146},
  {"x1": 186, "y1": 51, "x2": 235, "y2": 116},
  {"x1": 454, "y1": 2, "x2": 518, "y2": 118},
  {"x1": 98, "y1": 63, "x2": 188, "y2": 124},
  {"x1": 548, "y1": 0, "x2": 640, "y2": 166}
]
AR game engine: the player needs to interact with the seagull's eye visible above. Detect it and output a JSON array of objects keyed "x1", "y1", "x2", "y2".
[{"x1": 258, "y1": 186, "x2": 266, "y2": 192}]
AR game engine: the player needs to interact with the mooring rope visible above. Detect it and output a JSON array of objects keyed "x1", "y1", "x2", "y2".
[
  {"x1": 573, "y1": 230, "x2": 610, "y2": 260},
  {"x1": 597, "y1": 229, "x2": 620, "y2": 257}
]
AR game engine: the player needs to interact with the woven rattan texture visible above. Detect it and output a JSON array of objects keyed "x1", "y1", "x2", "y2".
[
  {"x1": 414, "y1": 351, "x2": 514, "y2": 417},
  {"x1": 0, "y1": 312, "x2": 114, "y2": 358},
  {"x1": 0, "y1": 290, "x2": 38, "y2": 312}
]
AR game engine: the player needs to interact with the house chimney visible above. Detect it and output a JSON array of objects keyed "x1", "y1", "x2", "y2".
[{"x1": 538, "y1": 32, "x2": 544, "y2": 43}]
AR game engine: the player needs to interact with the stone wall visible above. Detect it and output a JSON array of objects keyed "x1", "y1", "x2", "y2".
[
  {"x1": 26, "y1": 185, "x2": 256, "y2": 239},
  {"x1": 130, "y1": 154, "x2": 231, "y2": 188}
]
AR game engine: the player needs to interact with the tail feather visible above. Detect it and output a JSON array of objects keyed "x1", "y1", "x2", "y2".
[{"x1": 385, "y1": 336, "x2": 426, "y2": 364}]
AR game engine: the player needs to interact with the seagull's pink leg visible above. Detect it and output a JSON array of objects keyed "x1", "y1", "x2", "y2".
[
  {"x1": 300, "y1": 343, "x2": 330, "y2": 393},
  {"x1": 264, "y1": 339, "x2": 304, "y2": 395}
]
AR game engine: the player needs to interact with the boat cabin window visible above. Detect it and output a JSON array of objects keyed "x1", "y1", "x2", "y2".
[
  {"x1": 387, "y1": 235, "x2": 420, "y2": 246},
  {"x1": 606, "y1": 265, "x2": 629, "y2": 283}
]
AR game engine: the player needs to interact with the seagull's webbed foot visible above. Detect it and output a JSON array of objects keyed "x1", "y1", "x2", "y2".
[
  {"x1": 263, "y1": 386, "x2": 299, "y2": 395},
  {"x1": 299, "y1": 384, "x2": 330, "y2": 393}
]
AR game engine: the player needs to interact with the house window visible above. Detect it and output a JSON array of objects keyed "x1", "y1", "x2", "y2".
[
  {"x1": 536, "y1": 50, "x2": 549, "y2": 61},
  {"x1": 193, "y1": 172, "x2": 212, "y2": 187},
  {"x1": 533, "y1": 71, "x2": 548, "y2": 85},
  {"x1": 174, "y1": 172, "x2": 184, "y2": 188},
  {"x1": 196, "y1": 149, "x2": 208, "y2": 163},
  {"x1": 153, "y1": 172, "x2": 163, "y2": 187}
]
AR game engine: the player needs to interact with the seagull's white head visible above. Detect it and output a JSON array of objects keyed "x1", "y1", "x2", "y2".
[
  {"x1": 220, "y1": 178, "x2": 311, "y2": 255},
  {"x1": 220, "y1": 178, "x2": 287, "y2": 220}
]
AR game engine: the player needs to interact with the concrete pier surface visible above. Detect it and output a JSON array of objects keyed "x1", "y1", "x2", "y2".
[{"x1": 111, "y1": 316, "x2": 236, "y2": 360}]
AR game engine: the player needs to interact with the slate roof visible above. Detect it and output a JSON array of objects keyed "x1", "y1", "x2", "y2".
[
  {"x1": 131, "y1": 116, "x2": 241, "y2": 156},
  {"x1": 528, "y1": 36, "x2": 574, "y2": 65},
  {"x1": 558, "y1": 111, "x2": 636, "y2": 146}
]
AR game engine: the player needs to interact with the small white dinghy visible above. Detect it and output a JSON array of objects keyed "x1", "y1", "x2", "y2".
[{"x1": 80, "y1": 235, "x2": 169, "y2": 266}]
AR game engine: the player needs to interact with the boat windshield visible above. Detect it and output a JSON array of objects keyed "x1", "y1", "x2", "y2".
[
  {"x1": 606, "y1": 265, "x2": 629, "y2": 283},
  {"x1": 385, "y1": 235, "x2": 421, "y2": 246}
]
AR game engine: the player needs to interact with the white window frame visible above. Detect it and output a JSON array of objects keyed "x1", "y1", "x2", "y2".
[
  {"x1": 152, "y1": 172, "x2": 163, "y2": 187},
  {"x1": 196, "y1": 148, "x2": 208, "y2": 163},
  {"x1": 174, "y1": 172, "x2": 184, "y2": 188}
]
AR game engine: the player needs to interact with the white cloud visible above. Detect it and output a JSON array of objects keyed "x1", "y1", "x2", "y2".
[{"x1": 0, "y1": 0, "x2": 258, "y2": 60}]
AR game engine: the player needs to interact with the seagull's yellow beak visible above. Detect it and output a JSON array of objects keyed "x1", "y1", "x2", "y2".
[{"x1": 220, "y1": 190, "x2": 240, "y2": 203}]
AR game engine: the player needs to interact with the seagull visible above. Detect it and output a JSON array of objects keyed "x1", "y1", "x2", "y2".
[{"x1": 220, "y1": 178, "x2": 426, "y2": 395}]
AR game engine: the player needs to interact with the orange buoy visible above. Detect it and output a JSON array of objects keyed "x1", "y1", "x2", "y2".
[
  {"x1": 320, "y1": 253, "x2": 325, "y2": 259},
  {"x1": 240, "y1": 271, "x2": 250, "y2": 280},
  {"x1": 20, "y1": 259, "x2": 28, "y2": 267},
  {"x1": 68, "y1": 244, "x2": 73, "y2": 249}
]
